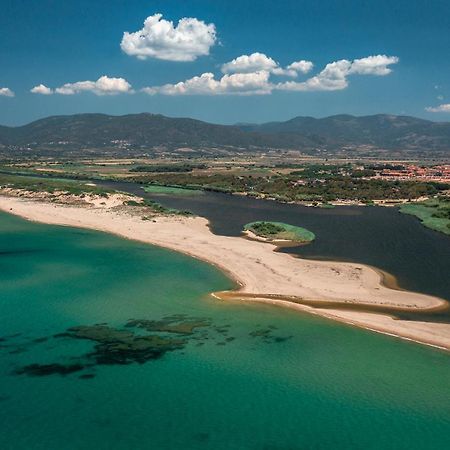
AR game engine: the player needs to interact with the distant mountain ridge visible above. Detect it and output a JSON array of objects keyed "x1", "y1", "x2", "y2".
[
  {"x1": 1, "y1": 113, "x2": 449, "y2": 157},
  {"x1": 0, "y1": 113, "x2": 266, "y2": 149},
  {"x1": 239, "y1": 114, "x2": 450, "y2": 152}
]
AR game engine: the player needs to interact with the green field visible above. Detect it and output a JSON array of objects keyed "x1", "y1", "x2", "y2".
[
  {"x1": 244, "y1": 221, "x2": 315, "y2": 243},
  {"x1": 400, "y1": 198, "x2": 450, "y2": 235},
  {"x1": 143, "y1": 185, "x2": 204, "y2": 196}
]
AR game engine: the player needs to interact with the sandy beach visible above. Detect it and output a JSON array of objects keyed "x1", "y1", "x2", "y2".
[{"x1": 1, "y1": 194, "x2": 450, "y2": 351}]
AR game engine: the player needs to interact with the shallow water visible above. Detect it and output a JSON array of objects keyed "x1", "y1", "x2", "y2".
[
  {"x1": 1, "y1": 211, "x2": 450, "y2": 450},
  {"x1": 103, "y1": 182, "x2": 449, "y2": 301},
  {"x1": 102, "y1": 180, "x2": 450, "y2": 322}
]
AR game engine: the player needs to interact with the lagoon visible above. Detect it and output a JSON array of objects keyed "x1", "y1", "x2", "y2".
[{"x1": 120, "y1": 184, "x2": 450, "y2": 302}]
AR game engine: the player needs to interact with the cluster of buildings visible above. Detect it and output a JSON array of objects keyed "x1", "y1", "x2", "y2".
[{"x1": 373, "y1": 165, "x2": 450, "y2": 183}]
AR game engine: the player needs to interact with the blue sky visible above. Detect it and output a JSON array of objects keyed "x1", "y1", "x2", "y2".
[{"x1": 1, "y1": 0, "x2": 449, "y2": 125}]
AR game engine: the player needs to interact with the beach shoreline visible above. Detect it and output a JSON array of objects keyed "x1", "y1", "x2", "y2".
[{"x1": 1, "y1": 193, "x2": 450, "y2": 351}]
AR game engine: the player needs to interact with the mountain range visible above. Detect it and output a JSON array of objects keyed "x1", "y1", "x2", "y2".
[{"x1": 1, "y1": 113, "x2": 449, "y2": 157}]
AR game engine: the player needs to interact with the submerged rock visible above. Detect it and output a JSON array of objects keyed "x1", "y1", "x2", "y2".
[
  {"x1": 126, "y1": 317, "x2": 211, "y2": 335},
  {"x1": 249, "y1": 327, "x2": 292, "y2": 344},
  {"x1": 79, "y1": 373, "x2": 96, "y2": 380},
  {"x1": 15, "y1": 363, "x2": 85, "y2": 377},
  {"x1": 13, "y1": 315, "x2": 236, "y2": 377},
  {"x1": 62, "y1": 324, "x2": 187, "y2": 365}
]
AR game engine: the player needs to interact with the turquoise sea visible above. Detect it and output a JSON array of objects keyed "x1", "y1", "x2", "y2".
[{"x1": 0, "y1": 211, "x2": 450, "y2": 450}]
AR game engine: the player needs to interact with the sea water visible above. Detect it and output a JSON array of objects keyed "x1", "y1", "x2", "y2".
[{"x1": 0, "y1": 211, "x2": 449, "y2": 450}]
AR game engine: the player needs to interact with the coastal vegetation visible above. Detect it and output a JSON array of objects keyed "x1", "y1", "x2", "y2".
[
  {"x1": 143, "y1": 185, "x2": 204, "y2": 196},
  {"x1": 126, "y1": 198, "x2": 192, "y2": 216},
  {"x1": 130, "y1": 163, "x2": 207, "y2": 173},
  {"x1": 244, "y1": 221, "x2": 315, "y2": 243},
  {"x1": 0, "y1": 172, "x2": 192, "y2": 216},
  {"x1": 1, "y1": 159, "x2": 448, "y2": 206},
  {"x1": 400, "y1": 198, "x2": 450, "y2": 235},
  {"x1": 0, "y1": 172, "x2": 110, "y2": 196},
  {"x1": 135, "y1": 170, "x2": 447, "y2": 203}
]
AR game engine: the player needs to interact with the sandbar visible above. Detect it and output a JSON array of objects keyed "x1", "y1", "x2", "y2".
[{"x1": 1, "y1": 194, "x2": 449, "y2": 351}]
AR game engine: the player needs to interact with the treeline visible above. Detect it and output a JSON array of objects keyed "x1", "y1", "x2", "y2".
[
  {"x1": 432, "y1": 202, "x2": 450, "y2": 220},
  {"x1": 290, "y1": 164, "x2": 376, "y2": 179},
  {"x1": 129, "y1": 172, "x2": 449, "y2": 202},
  {"x1": 129, "y1": 163, "x2": 207, "y2": 173}
]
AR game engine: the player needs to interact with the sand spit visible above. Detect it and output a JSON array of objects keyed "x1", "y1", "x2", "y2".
[{"x1": 1, "y1": 194, "x2": 450, "y2": 351}]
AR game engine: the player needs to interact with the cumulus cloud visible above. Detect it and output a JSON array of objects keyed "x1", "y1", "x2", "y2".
[
  {"x1": 31, "y1": 84, "x2": 53, "y2": 95},
  {"x1": 121, "y1": 13, "x2": 216, "y2": 61},
  {"x1": 221, "y1": 53, "x2": 278, "y2": 74},
  {"x1": 143, "y1": 71, "x2": 271, "y2": 96},
  {"x1": 55, "y1": 76, "x2": 132, "y2": 95},
  {"x1": 277, "y1": 59, "x2": 351, "y2": 92},
  {"x1": 277, "y1": 55, "x2": 398, "y2": 92},
  {"x1": 221, "y1": 53, "x2": 313, "y2": 77},
  {"x1": 349, "y1": 55, "x2": 399, "y2": 75},
  {"x1": 286, "y1": 60, "x2": 314, "y2": 74},
  {"x1": 142, "y1": 53, "x2": 399, "y2": 96},
  {"x1": 0, "y1": 87, "x2": 14, "y2": 97},
  {"x1": 144, "y1": 53, "x2": 398, "y2": 95},
  {"x1": 425, "y1": 104, "x2": 450, "y2": 113}
]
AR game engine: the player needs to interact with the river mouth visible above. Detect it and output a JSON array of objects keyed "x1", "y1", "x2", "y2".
[
  {"x1": 100, "y1": 180, "x2": 450, "y2": 290},
  {"x1": 3, "y1": 172, "x2": 450, "y2": 320},
  {"x1": 94, "y1": 179, "x2": 450, "y2": 323}
]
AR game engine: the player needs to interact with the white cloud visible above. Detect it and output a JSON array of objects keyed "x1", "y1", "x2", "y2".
[
  {"x1": 31, "y1": 84, "x2": 53, "y2": 95},
  {"x1": 0, "y1": 87, "x2": 14, "y2": 97},
  {"x1": 221, "y1": 53, "x2": 278, "y2": 74},
  {"x1": 286, "y1": 60, "x2": 314, "y2": 74},
  {"x1": 121, "y1": 13, "x2": 216, "y2": 61},
  {"x1": 221, "y1": 53, "x2": 313, "y2": 78},
  {"x1": 55, "y1": 76, "x2": 132, "y2": 95},
  {"x1": 349, "y1": 55, "x2": 399, "y2": 75},
  {"x1": 277, "y1": 59, "x2": 351, "y2": 91},
  {"x1": 143, "y1": 71, "x2": 272, "y2": 96},
  {"x1": 425, "y1": 104, "x2": 450, "y2": 113},
  {"x1": 277, "y1": 55, "x2": 398, "y2": 92},
  {"x1": 142, "y1": 53, "x2": 399, "y2": 96}
]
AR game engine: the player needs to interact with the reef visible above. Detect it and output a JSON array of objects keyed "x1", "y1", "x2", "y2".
[
  {"x1": 8, "y1": 314, "x2": 292, "y2": 377},
  {"x1": 15, "y1": 363, "x2": 85, "y2": 376},
  {"x1": 62, "y1": 324, "x2": 187, "y2": 365},
  {"x1": 249, "y1": 327, "x2": 293, "y2": 344},
  {"x1": 126, "y1": 314, "x2": 212, "y2": 335}
]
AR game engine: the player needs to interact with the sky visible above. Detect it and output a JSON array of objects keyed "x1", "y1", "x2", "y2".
[{"x1": 1, "y1": 0, "x2": 449, "y2": 126}]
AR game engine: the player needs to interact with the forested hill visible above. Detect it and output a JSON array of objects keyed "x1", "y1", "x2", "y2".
[
  {"x1": 1, "y1": 113, "x2": 449, "y2": 157},
  {"x1": 0, "y1": 113, "x2": 273, "y2": 149},
  {"x1": 239, "y1": 114, "x2": 450, "y2": 154}
]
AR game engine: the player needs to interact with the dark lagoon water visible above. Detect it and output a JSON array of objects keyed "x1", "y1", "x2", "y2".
[
  {"x1": 104, "y1": 181, "x2": 450, "y2": 304},
  {"x1": 1, "y1": 211, "x2": 450, "y2": 449}
]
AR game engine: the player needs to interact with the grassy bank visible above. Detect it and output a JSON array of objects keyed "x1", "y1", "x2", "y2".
[
  {"x1": 0, "y1": 173, "x2": 110, "y2": 196},
  {"x1": 133, "y1": 170, "x2": 448, "y2": 203},
  {"x1": 125, "y1": 198, "x2": 192, "y2": 217},
  {"x1": 143, "y1": 185, "x2": 204, "y2": 196},
  {"x1": 244, "y1": 221, "x2": 315, "y2": 243},
  {"x1": 400, "y1": 198, "x2": 450, "y2": 236}
]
